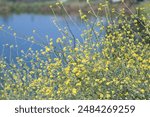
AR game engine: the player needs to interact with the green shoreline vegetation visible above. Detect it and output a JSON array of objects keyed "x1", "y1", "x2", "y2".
[
  {"x1": 1, "y1": 0, "x2": 93, "y2": 15},
  {"x1": 0, "y1": 0, "x2": 149, "y2": 15},
  {"x1": 0, "y1": 0, "x2": 150, "y2": 99}
]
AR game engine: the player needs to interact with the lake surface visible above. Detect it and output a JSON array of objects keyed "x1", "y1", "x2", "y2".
[{"x1": 0, "y1": 14, "x2": 106, "y2": 62}]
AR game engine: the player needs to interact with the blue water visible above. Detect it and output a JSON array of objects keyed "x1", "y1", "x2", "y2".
[
  {"x1": 0, "y1": 14, "x2": 106, "y2": 62},
  {"x1": 0, "y1": 14, "x2": 85, "y2": 61}
]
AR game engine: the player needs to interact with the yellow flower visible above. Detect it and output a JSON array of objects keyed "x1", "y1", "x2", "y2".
[
  {"x1": 56, "y1": 2, "x2": 60, "y2": 5},
  {"x1": 64, "y1": 66, "x2": 70, "y2": 74},
  {"x1": 125, "y1": 92, "x2": 129, "y2": 96},
  {"x1": 57, "y1": 90, "x2": 61, "y2": 95},
  {"x1": 81, "y1": 59, "x2": 87, "y2": 63},
  {"x1": 56, "y1": 38, "x2": 61, "y2": 43},
  {"x1": 106, "y1": 82, "x2": 110, "y2": 86},
  {"x1": 76, "y1": 82, "x2": 81, "y2": 87},
  {"x1": 63, "y1": 47, "x2": 67, "y2": 51},
  {"x1": 76, "y1": 72, "x2": 80, "y2": 77},
  {"x1": 45, "y1": 46, "x2": 50, "y2": 52},
  {"x1": 106, "y1": 61, "x2": 110, "y2": 66},
  {"x1": 50, "y1": 42, "x2": 53, "y2": 46},
  {"x1": 65, "y1": 79, "x2": 71, "y2": 85},
  {"x1": 96, "y1": 22, "x2": 101, "y2": 26},
  {"x1": 140, "y1": 89, "x2": 145, "y2": 94},
  {"x1": 102, "y1": 78, "x2": 106, "y2": 82},
  {"x1": 105, "y1": 67, "x2": 109, "y2": 71},
  {"x1": 81, "y1": 15, "x2": 87, "y2": 20},
  {"x1": 134, "y1": 20, "x2": 138, "y2": 23},
  {"x1": 46, "y1": 89, "x2": 52, "y2": 95},
  {"x1": 111, "y1": 48, "x2": 115, "y2": 53},
  {"x1": 98, "y1": 8, "x2": 102, "y2": 11},
  {"x1": 74, "y1": 47, "x2": 79, "y2": 51},
  {"x1": 72, "y1": 88, "x2": 77, "y2": 95},
  {"x1": 106, "y1": 93, "x2": 111, "y2": 99},
  {"x1": 68, "y1": 55, "x2": 72, "y2": 59},
  {"x1": 72, "y1": 67, "x2": 78, "y2": 73},
  {"x1": 99, "y1": 93, "x2": 104, "y2": 99}
]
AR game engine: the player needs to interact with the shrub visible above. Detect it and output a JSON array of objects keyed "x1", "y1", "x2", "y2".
[{"x1": 0, "y1": 1, "x2": 150, "y2": 100}]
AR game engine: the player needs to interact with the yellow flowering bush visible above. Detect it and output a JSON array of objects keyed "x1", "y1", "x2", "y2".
[{"x1": 0, "y1": 1, "x2": 150, "y2": 100}]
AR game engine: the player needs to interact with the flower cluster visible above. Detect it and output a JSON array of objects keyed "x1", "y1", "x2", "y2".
[{"x1": 0, "y1": 1, "x2": 149, "y2": 100}]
